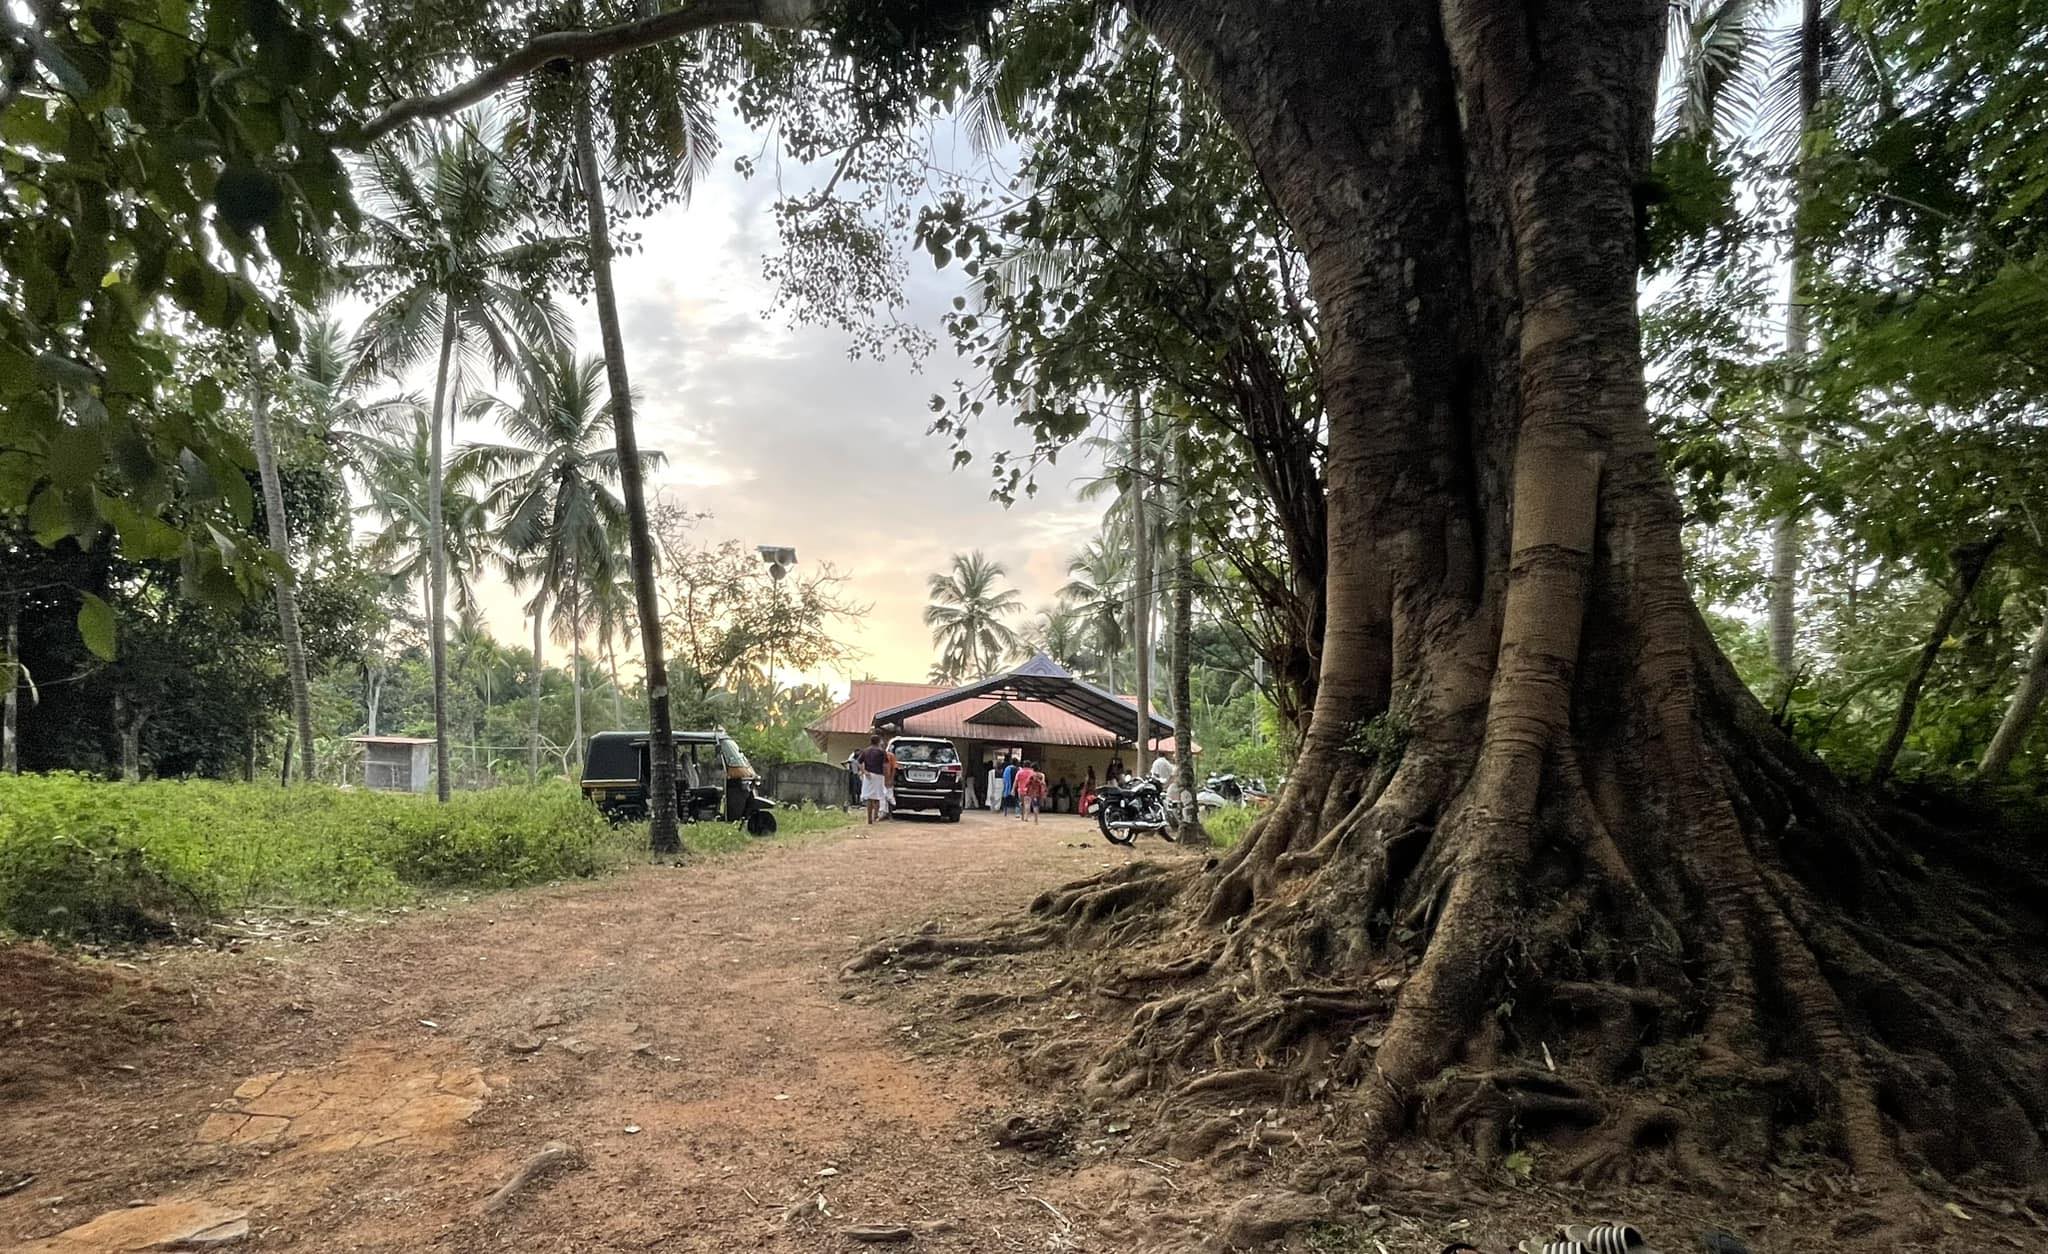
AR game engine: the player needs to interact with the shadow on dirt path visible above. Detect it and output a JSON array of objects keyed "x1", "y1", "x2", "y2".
[{"x1": 2, "y1": 811, "x2": 1142, "y2": 1252}]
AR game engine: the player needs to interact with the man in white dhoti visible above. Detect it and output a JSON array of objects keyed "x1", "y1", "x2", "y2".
[{"x1": 857, "y1": 734, "x2": 890, "y2": 825}]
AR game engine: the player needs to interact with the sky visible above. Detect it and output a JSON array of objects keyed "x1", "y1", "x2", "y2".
[{"x1": 454, "y1": 124, "x2": 1109, "y2": 694}]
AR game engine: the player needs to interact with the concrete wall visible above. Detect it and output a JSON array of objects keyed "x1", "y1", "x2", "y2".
[{"x1": 763, "y1": 760, "x2": 850, "y2": 808}]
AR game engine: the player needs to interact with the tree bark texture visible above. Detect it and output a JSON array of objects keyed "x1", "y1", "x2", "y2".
[
  {"x1": 1017, "y1": 0, "x2": 2048, "y2": 1184},
  {"x1": 427, "y1": 306, "x2": 457, "y2": 802},
  {"x1": 245, "y1": 331, "x2": 319, "y2": 787},
  {"x1": 575, "y1": 75, "x2": 681, "y2": 853},
  {"x1": 1980, "y1": 609, "x2": 2048, "y2": 785}
]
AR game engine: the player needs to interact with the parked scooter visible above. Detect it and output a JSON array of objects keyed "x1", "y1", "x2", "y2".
[{"x1": 1205, "y1": 772, "x2": 1244, "y2": 805}]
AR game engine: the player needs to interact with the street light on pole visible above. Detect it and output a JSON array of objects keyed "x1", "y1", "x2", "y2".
[{"x1": 756, "y1": 545, "x2": 796, "y2": 717}]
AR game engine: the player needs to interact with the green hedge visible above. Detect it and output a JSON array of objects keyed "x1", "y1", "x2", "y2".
[{"x1": 0, "y1": 775, "x2": 626, "y2": 941}]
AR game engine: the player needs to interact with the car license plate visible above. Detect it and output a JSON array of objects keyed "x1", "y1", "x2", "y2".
[{"x1": 908, "y1": 770, "x2": 937, "y2": 783}]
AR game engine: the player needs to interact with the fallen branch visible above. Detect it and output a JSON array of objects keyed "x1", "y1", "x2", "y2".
[
  {"x1": 481, "y1": 1141, "x2": 580, "y2": 1216},
  {"x1": 842, "y1": 1225, "x2": 913, "y2": 1243}
]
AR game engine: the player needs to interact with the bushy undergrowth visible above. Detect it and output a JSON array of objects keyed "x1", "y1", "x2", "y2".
[
  {"x1": 0, "y1": 775, "x2": 627, "y2": 941},
  {"x1": 1205, "y1": 805, "x2": 1259, "y2": 849}
]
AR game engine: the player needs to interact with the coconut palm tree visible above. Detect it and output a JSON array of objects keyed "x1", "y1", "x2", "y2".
[
  {"x1": 1061, "y1": 538, "x2": 1132, "y2": 690},
  {"x1": 354, "y1": 405, "x2": 496, "y2": 628},
  {"x1": 349, "y1": 121, "x2": 573, "y2": 801},
  {"x1": 588, "y1": 559, "x2": 641, "y2": 728},
  {"x1": 1025, "y1": 604, "x2": 1092, "y2": 675},
  {"x1": 926, "y1": 551, "x2": 1024, "y2": 682},
  {"x1": 560, "y1": 63, "x2": 713, "y2": 854},
  {"x1": 462, "y1": 346, "x2": 662, "y2": 769}
]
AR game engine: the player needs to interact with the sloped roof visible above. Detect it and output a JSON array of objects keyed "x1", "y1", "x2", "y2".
[
  {"x1": 807, "y1": 657, "x2": 1183, "y2": 752},
  {"x1": 880, "y1": 653, "x2": 1174, "y2": 741},
  {"x1": 966, "y1": 700, "x2": 1041, "y2": 728}
]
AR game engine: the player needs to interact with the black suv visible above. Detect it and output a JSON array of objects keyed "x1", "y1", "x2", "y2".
[
  {"x1": 888, "y1": 736, "x2": 964, "y2": 822},
  {"x1": 581, "y1": 729, "x2": 778, "y2": 834}
]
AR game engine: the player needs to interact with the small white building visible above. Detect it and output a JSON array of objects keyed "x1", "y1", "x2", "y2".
[{"x1": 349, "y1": 735, "x2": 435, "y2": 793}]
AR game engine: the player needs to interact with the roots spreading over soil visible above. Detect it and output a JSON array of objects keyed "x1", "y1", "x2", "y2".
[{"x1": 847, "y1": 680, "x2": 2048, "y2": 1196}]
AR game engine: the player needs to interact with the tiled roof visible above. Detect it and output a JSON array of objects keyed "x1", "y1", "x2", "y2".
[{"x1": 808, "y1": 680, "x2": 1185, "y2": 752}]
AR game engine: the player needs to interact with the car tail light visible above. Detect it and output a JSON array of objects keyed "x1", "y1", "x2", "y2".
[{"x1": 942, "y1": 764, "x2": 961, "y2": 777}]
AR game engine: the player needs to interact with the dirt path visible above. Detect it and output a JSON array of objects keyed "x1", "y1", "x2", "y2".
[{"x1": 1, "y1": 812, "x2": 1146, "y2": 1253}]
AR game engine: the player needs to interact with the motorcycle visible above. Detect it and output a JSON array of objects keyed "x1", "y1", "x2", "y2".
[{"x1": 1095, "y1": 774, "x2": 1172, "y2": 846}]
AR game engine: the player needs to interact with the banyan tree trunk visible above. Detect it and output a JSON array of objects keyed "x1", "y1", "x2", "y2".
[{"x1": 1006, "y1": 0, "x2": 2048, "y2": 1185}]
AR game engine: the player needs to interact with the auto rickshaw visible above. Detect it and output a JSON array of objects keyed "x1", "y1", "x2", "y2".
[{"x1": 581, "y1": 729, "x2": 779, "y2": 835}]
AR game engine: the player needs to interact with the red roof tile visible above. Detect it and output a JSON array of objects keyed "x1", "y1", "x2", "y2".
[{"x1": 808, "y1": 681, "x2": 1185, "y2": 752}]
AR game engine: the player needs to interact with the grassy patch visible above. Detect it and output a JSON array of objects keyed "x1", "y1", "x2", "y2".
[
  {"x1": 0, "y1": 775, "x2": 633, "y2": 941},
  {"x1": 0, "y1": 776, "x2": 860, "y2": 943},
  {"x1": 1204, "y1": 805, "x2": 1260, "y2": 849}
]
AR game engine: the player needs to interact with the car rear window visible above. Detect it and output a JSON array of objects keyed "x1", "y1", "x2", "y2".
[{"x1": 892, "y1": 740, "x2": 958, "y2": 764}]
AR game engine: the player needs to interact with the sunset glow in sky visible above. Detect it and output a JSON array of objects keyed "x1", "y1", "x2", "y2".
[{"x1": 458, "y1": 125, "x2": 1108, "y2": 692}]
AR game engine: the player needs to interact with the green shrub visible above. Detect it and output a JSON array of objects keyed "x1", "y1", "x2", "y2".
[
  {"x1": 1204, "y1": 805, "x2": 1260, "y2": 850},
  {"x1": 0, "y1": 775, "x2": 627, "y2": 941}
]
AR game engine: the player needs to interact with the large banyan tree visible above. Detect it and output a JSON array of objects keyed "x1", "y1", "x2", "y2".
[{"x1": 371, "y1": 0, "x2": 2048, "y2": 1187}]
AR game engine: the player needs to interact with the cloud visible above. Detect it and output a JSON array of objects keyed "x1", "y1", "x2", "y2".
[{"x1": 458, "y1": 120, "x2": 1108, "y2": 692}]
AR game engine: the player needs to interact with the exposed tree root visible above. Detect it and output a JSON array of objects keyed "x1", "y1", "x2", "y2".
[
  {"x1": 839, "y1": 924, "x2": 1059, "y2": 978},
  {"x1": 848, "y1": 705, "x2": 2048, "y2": 1198}
]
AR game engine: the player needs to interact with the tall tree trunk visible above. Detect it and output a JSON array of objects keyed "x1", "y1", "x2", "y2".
[
  {"x1": 1766, "y1": 0, "x2": 1827, "y2": 688},
  {"x1": 1980, "y1": 608, "x2": 2048, "y2": 785},
  {"x1": 992, "y1": 0, "x2": 2048, "y2": 1185},
  {"x1": 3, "y1": 592, "x2": 18, "y2": 775},
  {"x1": 1170, "y1": 421, "x2": 1203, "y2": 844},
  {"x1": 1767, "y1": 252, "x2": 1811, "y2": 683},
  {"x1": 575, "y1": 72, "x2": 680, "y2": 854},
  {"x1": 242, "y1": 294, "x2": 317, "y2": 786},
  {"x1": 530, "y1": 591, "x2": 547, "y2": 784},
  {"x1": 1871, "y1": 538, "x2": 2004, "y2": 786},
  {"x1": 366, "y1": 664, "x2": 383, "y2": 737},
  {"x1": 1129, "y1": 403, "x2": 1153, "y2": 774},
  {"x1": 426, "y1": 305, "x2": 457, "y2": 802},
  {"x1": 569, "y1": 550, "x2": 586, "y2": 769}
]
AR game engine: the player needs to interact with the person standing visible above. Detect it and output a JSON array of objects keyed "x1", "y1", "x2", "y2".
[
  {"x1": 986, "y1": 763, "x2": 1000, "y2": 811},
  {"x1": 844, "y1": 753, "x2": 861, "y2": 811},
  {"x1": 1000, "y1": 758, "x2": 1020, "y2": 816},
  {"x1": 1011, "y1": 760, "x2": 1034, "y2": 822},
  {"x1": 858, "y1": 734, "x2": 889, "y2": 825},
  {"x1": 1022, "y1": 760, "x2": 1046, "y2": 823},
  {"x1": 881, "y1": 740, "x2": 898, "y2": 819}
]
